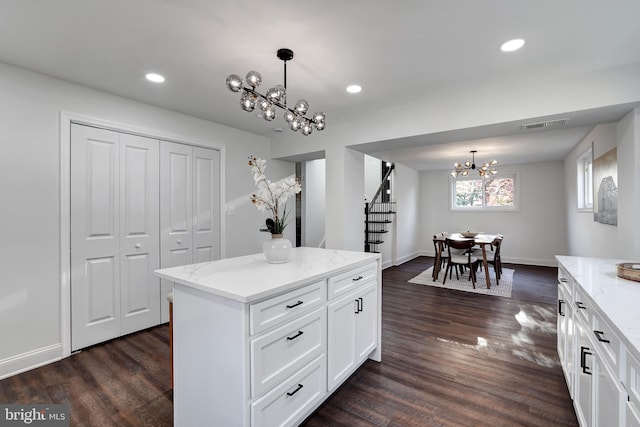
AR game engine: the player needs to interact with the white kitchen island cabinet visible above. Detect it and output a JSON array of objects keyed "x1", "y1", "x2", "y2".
[
  {"x1": 556, "y1": 256, "x2": 640, "y2": 427},
  {"x1": 155, "y1": 247, "x2": 382, "y2": 427}
]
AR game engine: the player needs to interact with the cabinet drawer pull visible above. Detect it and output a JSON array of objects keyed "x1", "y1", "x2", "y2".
[
  {"x1": 286, "y1": 300, "x2": 303, "y2": 309},
  {"x1": 576, "y1": 301, "x2": 587, "y2": 310},
  {"x1": 580, "y1": 346, "x2": 592, "y2": 375},
  {"x1": 286, "y1": 331, "x2": 304, "y2": 341},
  {"x1": 286, "y1": 383, "x2": 303, "y2": 396},
  {"x1": 352, "y1": 276, "x2": 363, "y2": 282},
  {"x1": 593, "y1": 330, "x2": 610, "y2": 343},
  {"x1": 560, "y1": 278, "x2": 568, "y2": 282},
  {"x1": 558, "y1": 299, "x2": 565, "y2": 316}
]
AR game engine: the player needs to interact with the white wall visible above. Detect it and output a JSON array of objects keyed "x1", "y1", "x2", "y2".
[
  {"x1": 0, "y1": 62, "x2": 279, "y2": 378},
  {"x1": 564, "y1": 111, "x2": 640, "y2": 259},
  {"x1": 419, "y1": 162, "x2": 567, "y2": 266},
  {"x1": 302, "y1": 159, "x2": 326, "y2": 247},
  {"x1": 392, "y1": 163, "x2": 420, "y2": 265},
  {"x1": 270, "y1": 61, "x2": 640, "y2": 252}
]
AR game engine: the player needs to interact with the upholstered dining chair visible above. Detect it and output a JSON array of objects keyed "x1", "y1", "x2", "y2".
[{"x1": 443, "y1": 238, "x2": 481, "y2": 288}]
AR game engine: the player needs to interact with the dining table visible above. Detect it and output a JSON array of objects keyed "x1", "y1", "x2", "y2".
[{"x1": 432, "y1": 233, "x2": 497, "y2": 288}]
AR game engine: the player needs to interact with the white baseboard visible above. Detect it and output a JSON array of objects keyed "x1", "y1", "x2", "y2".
[
  {"x1": 393, "y1": 251, "x2": 421, "y2": 266},
  {"x1": 0, "y1": 344, "x2": 62, "y2": 380}
]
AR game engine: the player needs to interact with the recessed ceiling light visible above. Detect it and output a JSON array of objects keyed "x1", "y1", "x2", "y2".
[
  {"x1": 145, "y1": 72, "x2": 165, "y2": 83},
  {"x1": 346, "y1": 84, "x2": 362, "y2": 94},
  {"x1": 499, "y1": 38, "x2": 525, "y2": 52}
]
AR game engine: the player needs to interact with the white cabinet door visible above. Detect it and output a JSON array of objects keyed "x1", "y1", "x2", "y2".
[
  {"x1": 574, "y1": 321, "x2": 592, "y2": 427},
  {"x1": 159, "y1": 142, "x2": 221, "y2": 322},
  {"x1": 327, "y1": 280, "x2": 378, "y2": 391},
  {"x1": 593, "y1": 351, "x2": 626, "y2": 426},
  {"x1": 327, "y1": 292, "x2": 357, "y2": 391},
  {"x1": 627, "y1": 402, "x2": 640, "y2": 427},
  {"x1": 355, "y1": 283, "x2": 377, "y2": 362},
  {"x1": 557, "y1": 281, "x2": 575, "y2": 397},
  {"x1": 71, "y1": 125, "x2": 160, "y2": 350}
]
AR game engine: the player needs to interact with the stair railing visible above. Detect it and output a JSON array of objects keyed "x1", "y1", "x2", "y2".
[{"x1": 364, "y1": 163, "x2": 395, "y2": 252}]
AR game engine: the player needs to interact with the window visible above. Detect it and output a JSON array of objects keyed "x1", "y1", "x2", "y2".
[
  {"x1": 577, "y1": 146, "x2": 593, "y2": 211},
  {"x1": 451, "y1": 174, "x2": 518, "y2": 211}
]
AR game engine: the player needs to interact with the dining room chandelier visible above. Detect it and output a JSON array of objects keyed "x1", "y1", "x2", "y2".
[
  {"x1": 225, "y1": 48, "x2": 326, "y2": 136},
  {"x1": 450, "y1": 150, "x2": 498, "y2": 178}
]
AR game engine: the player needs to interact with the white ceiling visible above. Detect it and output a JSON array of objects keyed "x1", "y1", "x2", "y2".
[{"x1": 2, "y1": 0, "x2": 640, "y2": 169}]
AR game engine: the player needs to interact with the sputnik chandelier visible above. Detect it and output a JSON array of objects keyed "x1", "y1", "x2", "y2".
[
  {"x1": 450, "y1": 150, "x2": 498, "y2": 178},
  {"x1": 225, "y1": 48, "x2": 326, "y2": 136}
]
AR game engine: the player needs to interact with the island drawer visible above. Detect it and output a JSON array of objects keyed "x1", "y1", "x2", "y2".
[
  {"x1": 250, "y1": 280, "x2": 326, "y2": 335},
  {"x1": 250, "y1": 307, "x2": 326, "y2": 398},
  {"x1": 573, "y1": 285, "x2": 591, "y2": 325},
  {"x1": 328, "y1": 262, "x2": 377, "y2": 300},
  {"x1": 591, "y1": 309, "x2": 623, "y2": 377},
  {"x1": 250, "y1": 355, "x2": 326, "y2": 427}
]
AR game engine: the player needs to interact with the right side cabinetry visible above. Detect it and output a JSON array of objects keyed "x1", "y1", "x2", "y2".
[{"x1": 557, "y1": 262, "x2": 635, "y2": 426}]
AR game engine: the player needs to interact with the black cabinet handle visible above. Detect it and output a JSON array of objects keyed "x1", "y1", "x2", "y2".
[
  {"x1": 580, "y1": 346, "x2": 592, "y2": 375},
  {"x1": 286, "y1": 331, "x2": 303, "y2": 341},
  {"x1": 359, "y1": 297, "x2": 363, "y2": 312},
  {"x1": 287, "y1": 383, "x2": 303, "y2": 396},
  {"x1": 594, "y1": 330, "x2": 610, "y2": 343},
  {"x1": 560, "y1": 278, "x2": 568, "y2": 283},
  {"x1": 352, "y1": 276, "x2": 363, "y2": 281},
  {"x1": 286, "y1": 300, "x2": 303, "y2": 309},
  {"x1": 576, "y1": 302, "x2": 587, "y2": 310},
  {"x1": 354, "y1": 300, "x2": 360, "y2": 314},
  {"x1": 558, "y1": 299, "x2": 565, "y2": 316}
]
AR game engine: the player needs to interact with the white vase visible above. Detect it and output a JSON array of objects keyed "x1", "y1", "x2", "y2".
[{"x1": 263, "y1": 234, "x2": 292, "y2": 264}]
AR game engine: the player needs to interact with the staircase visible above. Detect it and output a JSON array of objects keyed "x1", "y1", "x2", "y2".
[{"x1": 364, "y1": 163, "x2": 396, "y2": 253}]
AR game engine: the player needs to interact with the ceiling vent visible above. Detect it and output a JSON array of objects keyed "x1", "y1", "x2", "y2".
[{"x1": 521, "y1": 118, "x2": 569, "y2": 131}]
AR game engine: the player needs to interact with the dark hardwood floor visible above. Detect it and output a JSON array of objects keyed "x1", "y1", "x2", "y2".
[{"x1": 0, "y1": 257, "x2": 577, "y2": 426}]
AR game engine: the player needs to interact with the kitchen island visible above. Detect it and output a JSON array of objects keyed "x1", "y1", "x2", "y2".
[{"x1": 155, "y1": 247, "x2": 381, "y2": 427}]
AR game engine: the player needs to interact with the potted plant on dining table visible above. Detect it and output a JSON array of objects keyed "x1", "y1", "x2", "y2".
[{"x1": 248, "y1": 155, "x2": 302, "y2": 263}]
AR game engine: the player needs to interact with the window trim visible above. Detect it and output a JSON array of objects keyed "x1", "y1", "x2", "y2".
[
  {"x1": 449, "y1": 172, "x2": 520, "y2": 212},
  {"x1": 576, "y1": 145, "x2": 593, "y2": 212}
]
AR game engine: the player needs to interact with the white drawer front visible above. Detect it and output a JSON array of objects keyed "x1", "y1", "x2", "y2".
[
  {"x1": 251, "y1": 355, "x2": 326, "y2": 427},
  {"x1": 251, "y1": 307, "x2": 326, "y2": 398},
  {"x1": 591, "y1": 310, "x2": 623, "y2": 377},
  {"x1": 328, "y1": 263, "x2": 377, "y2": 300},
  {"x1": 250, "y1": 280, "x2": 326, "y2": 335},
  {"x1": 573, "y1": 285, "x2": 590, "y2": 325},
  {"x1": 629, "y1": 351, "x2": 640, "y2": 413}
]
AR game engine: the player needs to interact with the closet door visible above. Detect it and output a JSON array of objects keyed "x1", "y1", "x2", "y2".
[
  {"x1": 71, "y1": 125, "x2": 121, "y2": 350},
  {"x1": 119, "y1": 133, "x2": 160, "y2": 335},
  {"x1": 160, "y1": 142, "x2": 194, "y2": 322},
  {"x1": 71, "y1": 125, "x2": 160, "y2": 350},
  {"x1": 159, "y1": 142, "x2": 221, "y2": 323},
  {"x1": 192, "y1": 147, "x2": 221, "y2": 263}
]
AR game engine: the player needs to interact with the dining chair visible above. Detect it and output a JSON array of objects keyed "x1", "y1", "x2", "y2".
[
  {"x1": 443, "y1": 238, "x2": 481, "y2": 288},
  {"x1": 432, "y1": 233, "x2": 448, "y2": 280},
  {"x1": 485, "y1": 235, "x2": 503, "y2": 284}
]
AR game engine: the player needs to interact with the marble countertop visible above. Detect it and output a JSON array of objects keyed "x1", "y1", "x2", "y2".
[
  {"x1": 155, "y1": 247, "x2": 380, "y2": 303},
  {"x1": 556, "y1": 255, "x2": 640, "y2": 358}
]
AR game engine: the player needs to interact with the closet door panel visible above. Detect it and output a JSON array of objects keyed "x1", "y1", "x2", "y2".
[
  {"x1": 193, "y1": 147, "x2": 221, "y2": 263},
  {"x1": 120, "y1": 134, "x2": 160, "y2": 334},
  {"x1": 70, "y1": 125, "x2": 121, "y2": 351},
  {"x1": 160, "y1": 142, "x2": 193, "y2": 322}
]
